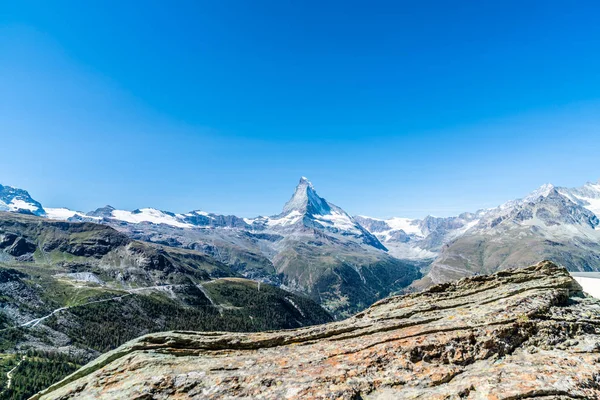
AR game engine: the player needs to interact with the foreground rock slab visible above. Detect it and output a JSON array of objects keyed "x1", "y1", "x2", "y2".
[{"x1": 35, "y1": 261, "x2": 600, "y2": 399}]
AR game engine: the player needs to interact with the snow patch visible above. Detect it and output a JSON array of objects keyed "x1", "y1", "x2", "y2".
[
  {"x1": 267, "y1": 210, "x2": 303, "y2": 227},
  {"x1": 9, "y1": 199, "x2": 38, "y2": 212},
  {"x1": 312, "y1": 210, "x2": 361, "y2": 234},
  {"x1": 46, "y1": 207, "x2": 101, "y2": 221},
  {"x1": 46, "y1": 208, "x2": 80, "y2": 220},
  {"x1": 111, "y1": 208, "x2": 193, "y2": 228},
  {"x1": 385, "y1": 243, "x2": 438, "y2": 260},
  {"x1": 573, "y1": 276, "x2": 600, "y2": 299},
  {"x1": 385, "y1": 217, "x2": 423, "y2": 236}
]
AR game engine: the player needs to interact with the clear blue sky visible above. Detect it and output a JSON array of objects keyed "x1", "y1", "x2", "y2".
[{"x1": 1, "y1": 1, "x2": 600, "y2": 218}]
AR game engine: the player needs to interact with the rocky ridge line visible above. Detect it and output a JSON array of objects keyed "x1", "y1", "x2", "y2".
[{"x1": 35, "y1": 261, "x2": 600, "y2": 399}]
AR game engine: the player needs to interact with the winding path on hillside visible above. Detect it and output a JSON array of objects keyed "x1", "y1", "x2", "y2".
[
  {"x1": 4, "y1": 355, "x2": 24, "y2": 391},
  {"x1": 1, "y1": 280, "x2": 224, "y2": 333},
  {"x1": 19, "y1": 294, "x2": 133, "y2": 328}
]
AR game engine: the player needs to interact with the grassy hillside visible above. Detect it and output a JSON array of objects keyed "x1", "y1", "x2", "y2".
[{"x1": 0, "y1": 212, "x2": 332, "y2": 399}]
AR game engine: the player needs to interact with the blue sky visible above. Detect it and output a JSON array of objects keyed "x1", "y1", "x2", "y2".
[{"x1": 1, "y1": 1, "x2": 600, "y2": 218}]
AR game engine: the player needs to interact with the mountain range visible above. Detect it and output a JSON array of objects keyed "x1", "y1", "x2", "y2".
[
  {"x1": 6, "y1": 177, "x2": 418, "y2": 317},
  {"x1": 4, "y1": 177, "x2": 600, "y2": 303}
]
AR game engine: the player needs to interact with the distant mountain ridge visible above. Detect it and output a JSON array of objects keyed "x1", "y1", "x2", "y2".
[
  {"x1": 426, "y1": 181, "x2": 600, "y2": 283},
  {"x1": 1, "y1": 178, "x2": 419, "y2": 317},
  {"x1": 4, "y1": 177, "x2": 600, "y2": 304},
  {"x1": 43, "y1": 177, "x2": 386, "y2": 252}
]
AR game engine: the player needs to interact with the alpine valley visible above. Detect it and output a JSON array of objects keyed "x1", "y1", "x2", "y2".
[{"x1": 3, "y1": 177, "x2": 600, "y2": 398}]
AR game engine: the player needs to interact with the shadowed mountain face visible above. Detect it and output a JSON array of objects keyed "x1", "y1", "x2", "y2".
[{"x1": 33, "y1": 261, "x2": 600, "y2": 400}]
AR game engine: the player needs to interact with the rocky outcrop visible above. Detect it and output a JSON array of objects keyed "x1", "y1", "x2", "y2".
[{"x1": 35, "y1": 261, "x2": 600, "y2": 399}]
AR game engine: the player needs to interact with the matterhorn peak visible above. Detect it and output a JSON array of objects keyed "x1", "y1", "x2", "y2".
[{"x1": 282, "y1": 177, "x2": 331, "y2": 216}]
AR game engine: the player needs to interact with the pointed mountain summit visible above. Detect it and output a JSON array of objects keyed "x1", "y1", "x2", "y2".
[
  {"x1": 263, "y1": 177, "x2": 418, "y2": 316},
  {"x1": 522, "y1": 183, "x2": 556, "y2": 202},
  {"x1": 271, "y1": 177, "x2": 386, "y2": 250},
  {"x1": 282, "y1": 177, "x2": 331, "y2": 216}
]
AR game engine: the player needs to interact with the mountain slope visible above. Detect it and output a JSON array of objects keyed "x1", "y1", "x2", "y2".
[
  {"x1": 427, "y1": 182, "x2": 600, "y2": 283},
  {"x1": 251, "y1": 178, "x2": 420, "y2": 316},
  {"x1": 355, "y1": 211, "x2": 482, "y2": 261},
  {"x1": 0, "y1": 212, "x2": 332, "y2": 399}
]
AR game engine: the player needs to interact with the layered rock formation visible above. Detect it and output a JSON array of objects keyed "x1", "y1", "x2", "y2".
[{"x1": 35, "y1": 261, "x2": 600, "y2": 399}]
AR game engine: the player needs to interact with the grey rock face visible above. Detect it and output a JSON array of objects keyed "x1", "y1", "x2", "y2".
[
  {"x1": 86, "y1": 205, "x2": 115, "y2": 218},
  {"x1": 182, "y1": 211, "x2": 251, "y2": 229},
  {"x1": 6, "y1": 237, "x2": 36, "y2": 257},
  {"x1": 281, "y1": 176, "x2": 332, "y2": 216}
]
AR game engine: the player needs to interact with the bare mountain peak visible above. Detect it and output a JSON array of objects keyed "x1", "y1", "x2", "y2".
[
  {"x1": 523, "y1": 183, "x2": 556, "y2": 202},
  {"x1": 282, "y1": 177, "x2": 331, "y2": 216},
  {"x1": 299, "y1": 176, "x2": 312, "y2": 185}
]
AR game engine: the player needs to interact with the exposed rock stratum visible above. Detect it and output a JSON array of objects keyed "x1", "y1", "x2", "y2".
[{"x1": 35, "y1": 261, "x2": 600, "y2": 399}]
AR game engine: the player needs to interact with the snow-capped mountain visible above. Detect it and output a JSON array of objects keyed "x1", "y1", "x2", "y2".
[
  {"x1": 20, "y1": 177, "x2": 418, "y2": 317},
  {"x1": 7, "y1": 176, "x2": 600, "y2": 303},
  {"x1": 355, "y1": 211, "x2": 482, "y2": 261},
  {"x1": 0, "y1": 184, "x2": 45, "y2": 216},
  {"x1": 46, "y1": 177, "x2": 385, "y2": 251},
  {"x1": 47, "y1": 205, "x2": 252, "y2": 230},
  {"x1": 249, "y1": 177, "x2": 386, "y2": 250},
  {"x1": 427, "y1": 180, "x2": 600, "y2": 283},
  {"x1": 559, "y1": 181, "x2": 600, "y2": 216}
]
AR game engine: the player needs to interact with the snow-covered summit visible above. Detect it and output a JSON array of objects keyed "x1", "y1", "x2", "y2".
[
  {"x1": 523, "y1": 183, "x2": 556, "y2": 202},
  {"x1": 281, "y1": 177, "x2": 331, "y2": 216},
  {"x1": 46, "y1": 207, "x2": 93, "y2": 220},
  {"x1": 0, "y1": 184, "x2": 45, "y2": 216},
  {"x1": 269, "y1": 177, "x2": 386, "y2": 250}
]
